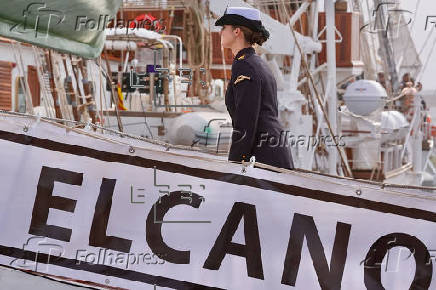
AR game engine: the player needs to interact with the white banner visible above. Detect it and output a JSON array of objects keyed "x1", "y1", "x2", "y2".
[{"x1": 0, "y1": 115, "x2": 435, "y2": 289}]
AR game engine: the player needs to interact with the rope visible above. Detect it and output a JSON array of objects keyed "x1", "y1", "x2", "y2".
[
  {"x1": 97, "y1": 57, "x2": 109, "y2": 127},
  {"x1": 0, "y1": 110, "x2": 225, "y2": 156},
  {"x1": 184, "y1": 6, "x2": 205, "y2": 68},
  {"x1": 396, "y1": 0, "x2": 421, "y2": 72},
  {"x1": 416, "y1": 31, "x2": 436, "y2": 82},
  {"x1": 205, "y1": 0, "x2": 213, "y2": 96},
  {"x1": 2, "y1": 109, "x2": 435, "y2": 195},
  {"x1": 403, "y1": 25, "x2": 435, "y2": 82},
  {"x1": 284, "y1": 3, "x2": 353, "y2": 178},
  {"x1": 10, "y1": 42, "x2": 34, "y2": 114},
  {"x1": 51, "y1": 51, "x2": 74, "y2": 121}
]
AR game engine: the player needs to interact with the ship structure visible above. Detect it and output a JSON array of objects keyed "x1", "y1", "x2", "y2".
[{"x1": 0, "y1": 0, "x2": 435, "y2": 289}]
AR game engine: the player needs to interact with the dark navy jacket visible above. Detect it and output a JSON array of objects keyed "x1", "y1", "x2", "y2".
[{"x1": 225, "y1": 46, "x2": 294, "y2": 170}]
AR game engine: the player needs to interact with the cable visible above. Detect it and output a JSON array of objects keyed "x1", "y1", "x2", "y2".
[
  {"x1": 139, "y1": 92, "x2": 154, "y2": 138},
  {"x1": 3, "y1": 108, "x2": 436, "y2": 196}
]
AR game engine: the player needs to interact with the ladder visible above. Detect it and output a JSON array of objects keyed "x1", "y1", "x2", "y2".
[{"x1": 32, "y1": 46, "x2": 56, "y2": 118}]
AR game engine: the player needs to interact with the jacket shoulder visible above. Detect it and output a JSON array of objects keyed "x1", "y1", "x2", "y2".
[
  {"x1": 232, "y1": 56, "x2": 259, "y2": 84},
  {"x1": 233, "y1": 55, "x2": 257, "y2": 71}
]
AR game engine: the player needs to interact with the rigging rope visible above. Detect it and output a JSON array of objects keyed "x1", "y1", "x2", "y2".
[
  {"x1": 183, "y1": 6, "x2": 205, "y2": 68},
  {"x1": 1, "y1": 109, "x2": 435, "y2": 196},
  {"x1": 283, "y1": 4, "x2": 353, "y2": 177},
  {"x1": 415, "y1": 30, "x2": 436, "y2": 82}
]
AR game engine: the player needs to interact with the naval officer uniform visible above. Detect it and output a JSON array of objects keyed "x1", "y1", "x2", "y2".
[{"x1": 215, "y1": 7, "x2": 294, "y2": 170}]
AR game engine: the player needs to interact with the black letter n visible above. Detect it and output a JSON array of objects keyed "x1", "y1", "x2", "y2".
[{"x1": 281, "y1": 213, "x2": 351, "y2": 289}]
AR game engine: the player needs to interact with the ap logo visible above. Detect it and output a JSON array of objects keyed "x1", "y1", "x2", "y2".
[
  {"x1": 10, "y1": 2, "x2": 65, "y2": 39},
  {"x1": 360, "y1": 2, "x2": 413, "y2": 38},
  {"x1": 9, "y1": 236, "x2": 64, "y2": 272}
]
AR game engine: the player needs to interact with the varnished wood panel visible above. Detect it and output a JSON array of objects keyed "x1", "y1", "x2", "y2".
[
  {"x1": 27, "y1": 65, "x2": 40, "y2": 107},
  {"x1": 318, "y1": 12, "x2": 360, "y2": 67},
  {"x1": 0, "y1": 61, "x2": 13, "y2": 111}
]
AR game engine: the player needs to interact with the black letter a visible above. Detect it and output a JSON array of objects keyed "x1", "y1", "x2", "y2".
[{"x1": 203, "y1": 202, "x2": 264, "y2": 279}]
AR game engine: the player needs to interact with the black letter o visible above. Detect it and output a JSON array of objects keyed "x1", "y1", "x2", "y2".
[{"x1": 364, "y1": 233, "x2": 432, "y2": 289}]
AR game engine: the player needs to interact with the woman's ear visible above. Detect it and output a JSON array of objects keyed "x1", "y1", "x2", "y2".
[{"x1": 232, "y1": 26, "x2": 241, "y2": 36}]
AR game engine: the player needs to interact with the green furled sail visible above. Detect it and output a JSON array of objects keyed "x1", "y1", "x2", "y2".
[{"x1": 0, "y1": 0, "x2": 122, "y2": 58}]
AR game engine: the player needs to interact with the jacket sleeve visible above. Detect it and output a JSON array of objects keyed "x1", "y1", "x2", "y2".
[{"x1": 228, "y1": 63, "x2": 262, "y2": 162}]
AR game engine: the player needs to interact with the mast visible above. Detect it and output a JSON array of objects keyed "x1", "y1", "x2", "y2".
[
  {"x1": 325, "y1": 0, "x2": 338, "y2": 175},
  {"x1": 46, "y1": 50, "x2": 62, "y2": 119},
  {"x1": 103, "y1": 50, "x2": 124, "y2": 132},
  {"x1": 62, "y1": 55, "x2": 80, "y2": 121},
  {"x1": 77, "y1": 60, "x2": 97, "y2": 124}
]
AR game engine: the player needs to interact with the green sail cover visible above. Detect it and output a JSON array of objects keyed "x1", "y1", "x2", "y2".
[{"x1": 0, "y1": 0, "x2": 122, "y2": 58}]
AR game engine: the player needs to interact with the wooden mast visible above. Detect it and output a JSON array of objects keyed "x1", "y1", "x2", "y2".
[
  {"x1": 77, "y1": 59, "x2": 97, "y2": 124},
  {"x1": 46, "y1": 50, "x2": 62, "y2": 119},
  {"x1": 62, "y1": 55, "x2": 80, "y2": 121},
  {"x1": 103, "y1": 49, "x2": 124, "y2": 132}
]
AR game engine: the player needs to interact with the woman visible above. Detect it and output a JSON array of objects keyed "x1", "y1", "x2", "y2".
[{"x1": 216, "y1": 7, "x2": 294, "y2": 170}]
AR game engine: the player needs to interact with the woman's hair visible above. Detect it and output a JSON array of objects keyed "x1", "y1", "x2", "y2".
[{"x1": 232, "y1": 25, "x2": 268, "y2": 46}]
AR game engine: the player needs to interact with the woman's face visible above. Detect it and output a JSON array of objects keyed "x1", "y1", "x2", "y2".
[{"x1": 220, "y1": 25, "x2": 236, "y2": 48}]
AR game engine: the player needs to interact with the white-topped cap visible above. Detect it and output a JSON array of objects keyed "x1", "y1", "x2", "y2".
[{"x1": 226, "y1": 7, "x2": 261, "y2": 21}]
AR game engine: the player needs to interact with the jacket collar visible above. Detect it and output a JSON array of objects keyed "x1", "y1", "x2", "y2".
[{"x1": 233, "y1": 46, "x2": 255, "y2": 62}]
